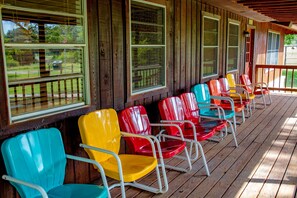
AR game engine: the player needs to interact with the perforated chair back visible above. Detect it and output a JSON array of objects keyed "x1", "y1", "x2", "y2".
[
  {"x1": 118, "y1": 106, "x2": 152, "y2": 153},
  {"x1": 179, "y1": 92, "x2": 200, "y2": 125},
  {"x1": 191, "y1": 84, "x2": 212, "y2": 114},
  {"x1": 78, "y1": 109, "x2": 121, "y2": 163},
  {"x1": 1, "y1": 128, "x2": 66, "y2": 198},
  {"x1": 208, "y1": 80, "x2": 223, "y2": 105},
  {"x1": 219, "y1": 78, "x2": 231, "y2": 95},
  {"x1": 226, "y1": 73, "x2": 237, "y2": 93},
  {"x1": 158, "y1": 97, "x2": 185, "y2": 136},
  {"x1": 240, "y1": 74, "x2": 253, "y2": 93}
]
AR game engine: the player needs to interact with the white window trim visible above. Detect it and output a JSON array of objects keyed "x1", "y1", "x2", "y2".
[
  {"x1": 0, "y1": 0, "x2": 90, "y2": 123},
  {"x1": 227, "y1": 19, "x2": 240, "y2": 72},
  {"x1": 129, "y1": 0, "x2": 166, "y2": 95},
  {"x1": 201, "y1": 12, "x2": 221, "y2": 78}
]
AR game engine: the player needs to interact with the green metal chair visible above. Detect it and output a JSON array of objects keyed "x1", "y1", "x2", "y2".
[{"x1": 1, "y1": 128, "x2": 109, "y2": 198}]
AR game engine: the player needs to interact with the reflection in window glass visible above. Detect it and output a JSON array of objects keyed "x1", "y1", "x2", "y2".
[
  {"x1": 266, "y1": 32, "x2": 280, "y2": 65},
  {"x1": 202, "y1": 16, "x2": 219, "y2": 77},
  {"x1": 227, "y1": 22, "x2": 239, "y2": 72},
  {"x1": 1, "y1": 0, "x2": 88, "y2": 121},
  {"x1": 130, "y1": 1, "x2": 166, "y2": 94}
]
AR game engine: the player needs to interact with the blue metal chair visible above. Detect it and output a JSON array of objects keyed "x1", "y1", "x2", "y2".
[
  {"x1": 1, "y1": 128, "x2": 109, "y2": 198},
  {"x1": 191, "y1": 84, "x2": 237, "y2": 130}
]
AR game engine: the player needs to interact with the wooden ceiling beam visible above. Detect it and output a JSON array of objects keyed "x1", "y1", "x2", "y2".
[
  {"x1": 237, "y1": 0, "x2": 296, "y2": 4},
  {"x1": 250, "y1": 4, "x2": 297, "y2": 9}
]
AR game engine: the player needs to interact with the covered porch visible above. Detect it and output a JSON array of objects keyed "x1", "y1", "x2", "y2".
[{"x1": 107, "y1": 94, "x2": 297, "y2": 197}]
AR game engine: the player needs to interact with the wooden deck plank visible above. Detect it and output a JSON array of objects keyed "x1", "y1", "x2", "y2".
[
  {"x1": 276, "y1": 140, "x2": 297, "y2": 198},
  {"x1": 106, "y1": 94, "x2": 297, "y2": 198},
  {"x1": 185, "y1": 95, "x2": 289, "y2": 197},
  {"x1": 222, "y1": 95, "x2": 297, "y2": 198}
]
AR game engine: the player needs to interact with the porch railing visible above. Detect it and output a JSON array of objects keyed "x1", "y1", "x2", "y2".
[
  {"x1": 255, "y1": 64, "x2": 297, "y2": 93},
  {"x1": 8, "y1": 74, "x2": 84, "y2": 117}
]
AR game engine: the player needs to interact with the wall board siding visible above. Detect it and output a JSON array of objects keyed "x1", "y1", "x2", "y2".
[{"x1": 0, "y1": 0, "x2": 289, "y2": 197}]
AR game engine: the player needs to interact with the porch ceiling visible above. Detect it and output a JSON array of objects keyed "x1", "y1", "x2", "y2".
[{"x1": 202, "y1": 0, "x2": 297, "y2": 32}]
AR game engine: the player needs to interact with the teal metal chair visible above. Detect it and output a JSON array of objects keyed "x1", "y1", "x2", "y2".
[
  {"x1": 1, "y1": 128, "x2": 109, "y2": 198},
  {"x1": 191, "y1": 84, "x2": 237, "y2": 130}
]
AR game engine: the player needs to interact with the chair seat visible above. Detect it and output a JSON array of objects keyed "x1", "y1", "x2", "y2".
[
  {"x1": 230, "y1": 93, "x2": 256, "y2": 100},
  {"x1": 181, "y1": 127, "x2": 216, "y2": 141},
  {"x1": 199, "y1": 120, "x2": 227, "y2": 131},
  {"x1": 254, "y1": 89, "x2": 270, "y2": 95},
  {"x1": 200, "y1": 109, "x2": 235, "y2": 120},
  {"x1": 101, "y1": 154, "x2": 157, "y2": 182},
  {"x1": 136, "y1": 140, "x2": 186, "y2": 159},
  {"x1": 37, "y1": 184, "x2": 108, "y2": 198}
]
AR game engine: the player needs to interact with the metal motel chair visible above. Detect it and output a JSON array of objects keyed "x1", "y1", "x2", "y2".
[
  {"x1": 118, "y1": 105, "x2": 192, "y2": 173},
  {"x1": 226, "y1": 73, "x2": 256, "y2": 110},
  {"x1": 240, "y1": 74, "x2": 272, "y2": 108},
  {"x1": 191, "y1": 83, "x2": 237, "y2": 131},
  {"x1": 1, "y1": 128, "x2": 109, "y2": 198},
  {"x1": 158, "y1": 96, "x2": 220, "y2": 176},
  {"x1": 179, "y1": 92, "x2": 238, "y2": 147},
  {"x1": 208, "y1": 79, "x2": 246, "y2": 124},
  {"x1": 78, "y1": 109, "x2": 168, "y2": 198},
  {"x1": 219, "y1": 77, "x2": 253, "y2": 117}
]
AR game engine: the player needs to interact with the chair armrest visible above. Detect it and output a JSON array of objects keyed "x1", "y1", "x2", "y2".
[
  {"x1": 210, "y1": 96, "x2": 235, "y2": 111},
  {"x1": 2, "y1": 175, "x2": 48, "y2": 198},
  {"x1": 150, "y1": 123, "x2": 185, "y2": 140},
  {"x1": 120, "y1": 132, "x2": 158, "y2": 158},
  {"x1": 66, "y1": 154, "x2": 109, "y2": 195},
  {"x1": 198, "y1": 104, "x2": 226, "y2": 119},
  {"x1": 80, "y1": 143, "x2": 127, "y2": 184},
  {"x1": 160, "y1": 119, "x2": 198, "y2": 141}
]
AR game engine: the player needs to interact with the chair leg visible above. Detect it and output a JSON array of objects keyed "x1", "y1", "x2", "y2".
[
  {"x1": 262, "y1": 95, "x2": 267, "y2": 108},
  {"x1": 268, "y1": 93, "x2": 272, "y2": 105},
  {"x1": 233, "y1": 116, "x2": 237, "y2": 131},
  {"x1": 196, "y1": 142, "x2": 210, "y2": 176},
  {"x1": 227, "y1": 120, "x2": 238, "y2": 147},
  {"x1": 241, "y1": 109, "x2": 245, "y2": 123}
]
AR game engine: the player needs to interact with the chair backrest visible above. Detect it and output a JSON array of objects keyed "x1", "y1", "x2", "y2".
[
  {"x1": 158, "y1": 97, "x2": 185, "y2": 136},
  {"x1": 191, "y1": 84, "x2": 211, "y2": 114},
  {"x1": 219, "y1": 77, "x2": 231, "y2": 96},
  {"x1": 78, "y1": 109, "x2": 121, "y2": 163},
  {"x1": 118, "y1": 106, "x2": 152, "y2": 153},
  {"x1": 226, "y1": 73, "x2": 237, "y2": 93},
  {"x1": 1, "y1": 128, "x2": 66, "y2": 198},
  {"x1": 240, "y1": 74, "x2": 253, "y2": 93},
  {"x1": 179, "y1": 92, "x2": 200, "y2": 126},
  {"x1": 208, "y1": 80, "x2": 222, "y2": 105}
]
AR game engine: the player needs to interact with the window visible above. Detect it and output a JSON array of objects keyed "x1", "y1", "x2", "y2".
[
  {"x1": 130, "y1": 0, "x2": 166, "y2": 94},
  {"x1": 266, "y1": 31, "x2": 280, "y2": 64},
  {"x1": 0, "y1": 0, "x2": 89, "y2": 122},
  {"x1": 227, "y1": 20, "x2": 240, "y2": 72},
  {"x1": 202, "y1": 13, "x2": 220, "y2": 78}
]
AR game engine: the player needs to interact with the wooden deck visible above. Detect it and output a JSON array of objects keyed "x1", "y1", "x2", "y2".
[{"x1": 106, "y1": 94, "x2": 297, "y2": 198}]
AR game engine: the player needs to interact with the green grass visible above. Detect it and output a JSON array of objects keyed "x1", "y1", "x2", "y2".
[{"x1": 282, "y1": 70, "x2": 297, "y2": 88}]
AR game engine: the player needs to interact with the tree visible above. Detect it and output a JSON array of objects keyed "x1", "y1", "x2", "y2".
[{"x1": 285, "y1": 34, "x2": 297, "y2": 45}]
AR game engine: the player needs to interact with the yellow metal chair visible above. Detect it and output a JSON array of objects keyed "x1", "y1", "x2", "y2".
[
  {"x1": 226, "y1": 73, "x2": 256, "y2": 109},
  {"x1": 78, "y1": 109, "x2": 168, "y2": 198}
]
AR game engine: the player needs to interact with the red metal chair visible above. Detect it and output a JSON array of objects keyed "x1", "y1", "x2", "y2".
[
  {"x1": 158, "y1": 96, "x2": 221, "y2": 176},
  {"x1": 240, "y1": 74, "x2": 272, "y2": 108},
  {"x1": 179, "y1": 92, "x2": 238, "y2": 147},
  {"x1": 219, "y1": 77, "x2": 253, "y2": 116},
  {"x1": 208, "y1": 79, "x2": 245, "y2": 124},
  {"x1": 118, "y1": 105, "x2": 192, "y2": 173}
]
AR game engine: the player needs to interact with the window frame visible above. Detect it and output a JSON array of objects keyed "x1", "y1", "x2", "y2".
[
  {"x1": 201, "y1": 12, "x2": 221, "y2": 79},
  {"x1": 129, "y1": 0, "x2": 167, "y2": 96},
  {"x1": 226, "y1": 19, "x2": 240, "y2": 72},
  {"x1": 0, "y1": 0, "x2": 91, "y2": 123},
  {"x1": 266, "y1": 30, "x2": 280, "y2": 65}
]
